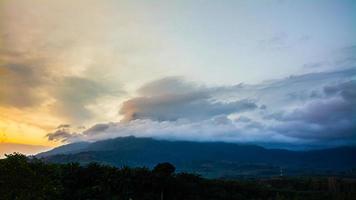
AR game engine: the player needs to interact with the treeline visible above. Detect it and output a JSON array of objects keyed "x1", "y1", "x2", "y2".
[{"x1": 0, "y1": 153, "x2": 356, "y2": 200}]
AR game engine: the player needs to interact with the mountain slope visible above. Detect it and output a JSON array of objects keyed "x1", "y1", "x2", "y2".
[
  {"x1": 37, "y1": 142, "x2": 90, "y2": 157},
  {"x1": 38, "y1": 136, "x2": 356, "y2": 178}
]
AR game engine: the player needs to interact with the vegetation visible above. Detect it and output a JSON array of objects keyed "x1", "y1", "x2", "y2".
[{"x1": 1, "y1": 153, "x2": 356, "y2": 200}]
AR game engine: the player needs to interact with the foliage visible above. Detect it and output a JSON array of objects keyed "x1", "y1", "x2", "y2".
[{"x1": 1, "y1": 153, "x2": 356, "y2": 200}]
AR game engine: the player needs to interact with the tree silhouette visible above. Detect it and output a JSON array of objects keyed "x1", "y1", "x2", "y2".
[
  {"x1": 1, "y1": 154, "x2": 356, "y2": 200},
  {"x1": 153, "y1": 163, "x2": 175, "y2": 200}
]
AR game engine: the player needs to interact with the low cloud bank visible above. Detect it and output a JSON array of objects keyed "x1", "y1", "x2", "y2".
[{"x1": 47, "y1": 68, "x2": 356, "y2": 148}]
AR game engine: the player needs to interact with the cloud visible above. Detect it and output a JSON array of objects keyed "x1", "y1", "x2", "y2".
[
  {"x1": 46, "y1": 129, "x2": 77, "y2": 142},
  {"x1": 46, "y1": 126, "x2": 81, "y2": 142},
  {"x1": 120, "y1": 77, "x2": 258, "y2": 122},
  {"x1": 301, "y1": 44, "x2": 356, "y2": 71},
  {"x1": 83, "y1": 123, "x2": 111, "y2": 136},
  {"x1": 0, "y1": 0, "x2": 129, "y2": 125},
  {"x1": 51, "y1": 68, "x2": 356, "y2": 148},
  {"x1": 49, "y1": 76, "x2": 123, "y2": 122},
  {"x1": 56, "y1": 124, "x2": 71, "y2": 129},
  {"x1": 0, "y1": 62, "x2": 48, "y2": 108},
  {"x1": 0, "y1": 57, "x2": 123, "y2": 123},
  {"x1": 137, "y1": 77, "x2": 200, "y2": 96},
  {"x1": 302, "y1": 62, "x2": 326, "y2": 69},
  {"x1": 324, "y1": 80, "x2": 356, "y2": 101},
  {"x1": 266, "y1": 80, "x2": 356, "y2": 141},
  {"x1": 47, "y1": 122, "x2": 113, "y2": 142},
  {"x1": 0, "y1": 59, "x2": 123, "y2": 126},
  {"x1": 336, "y1": 45, "x2": 356, "y2": 67},
  {"x1": 53, "y1": 118, "x2": 295, "y2": 144}
]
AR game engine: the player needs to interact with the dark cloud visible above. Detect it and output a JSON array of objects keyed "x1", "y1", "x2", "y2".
[
  {"x1": 266, "y1": 80, "x2": 356, "y2": 141},
  {"x1": 120, "y1": 79, "x2": 257, "y2": 122},
  {"x1": 235, "y1": 116, "x2": 252, "y2": 123},
  {"x1": 83, "y1": 123, "x2": 110, "y2": 135},
  {"x1": 56, "y1": 124, "x2": 71, "y2": 129},
  {"x1": 46, "y1": 129, "x2": 79, "y2": 142},
  {"x1": 324, "y1": 80, "x2": 356, "y2": 101},
  {"x1": 259, "y1": 105, "x2": 267, "y2": 110}
]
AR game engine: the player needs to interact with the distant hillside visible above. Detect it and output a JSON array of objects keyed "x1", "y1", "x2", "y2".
[
  {"x1": 37, "y1": 142, "x2": 90, "y2": 158},
  {"x1": 38, "y1": 136, "x2": 356, "y2": 178}
]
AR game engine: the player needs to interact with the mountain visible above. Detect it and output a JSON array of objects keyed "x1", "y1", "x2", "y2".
[
  {"x1": 37, "y1": 136, "x2": 356, "y2": 178},
  {"x1": 37, "y1": 142, "x2": 90, "y2": 157}
]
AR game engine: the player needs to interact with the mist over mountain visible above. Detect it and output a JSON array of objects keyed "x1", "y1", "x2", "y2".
[{"x1": 38, "y1": 136, "x2": 356, "y2": 178}]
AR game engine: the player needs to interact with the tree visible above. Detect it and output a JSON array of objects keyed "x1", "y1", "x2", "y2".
[
  {"x1": 153, "y1": 163, "x2": 175, "y2": 200},
  {"x1": 153, "y1": 162, "x2": 175, "y2": 177}
]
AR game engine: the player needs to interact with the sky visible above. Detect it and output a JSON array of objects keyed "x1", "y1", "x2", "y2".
[{"x1": 0, "y1": 0, "x2": 355, "y2": 155}]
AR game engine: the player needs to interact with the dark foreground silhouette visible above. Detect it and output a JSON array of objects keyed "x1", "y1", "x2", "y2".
[{"x1": 1, "y1": 153, "x2": 356, "y2": 200}]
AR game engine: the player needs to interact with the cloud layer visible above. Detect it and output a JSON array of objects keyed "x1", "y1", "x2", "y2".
[
  {"x1": 120, "y1": 77, "x2": 257, "y2": 122},
  {"x1": 0, "y1": 0, "x2": 128, "y2": 125},
  {"x1": 47, "y1": 68, "x2": 356, "y2": 148}
]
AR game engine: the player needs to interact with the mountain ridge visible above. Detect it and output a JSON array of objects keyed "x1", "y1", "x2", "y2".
[{"x1": 37, "y1": 136, "x2": 356, "y2": 178}]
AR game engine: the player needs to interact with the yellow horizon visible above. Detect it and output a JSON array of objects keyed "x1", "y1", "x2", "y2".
[{"x1": 0, "y1": 107, "x2": 62, "y2": 147}]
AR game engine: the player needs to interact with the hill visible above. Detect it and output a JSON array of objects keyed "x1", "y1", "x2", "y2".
[{"x1": 38, "y1": 136, "x2": 356, "y2": 178}]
